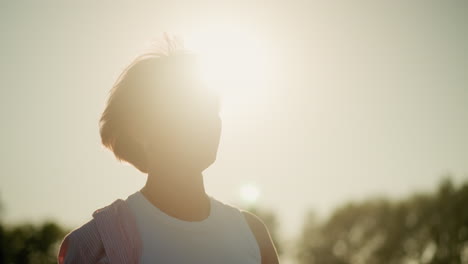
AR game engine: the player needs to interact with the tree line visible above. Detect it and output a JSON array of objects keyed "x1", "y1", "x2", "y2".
[{"x1": 1, "y1": 176, "x2": 467, "y2": 263}]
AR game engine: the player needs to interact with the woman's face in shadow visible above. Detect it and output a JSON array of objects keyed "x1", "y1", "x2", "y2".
[{"x1": 143, "y1": 76, "x2": 222, "y2": 174}]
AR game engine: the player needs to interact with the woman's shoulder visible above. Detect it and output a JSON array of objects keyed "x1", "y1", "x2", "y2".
[
  {"x1": 57, "y1": 199, "x2": 130, "y2": 264},
  {"x1": 240, "y1": 210, "x2": 280, "y2": 264},
  {"x1": 57, "y1": 217, "x2": 106, "y2": 263}
]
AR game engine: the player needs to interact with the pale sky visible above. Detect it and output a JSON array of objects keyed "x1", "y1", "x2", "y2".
[{"x1": 1, "y1": 0, "x2": 467, "y2": 247}]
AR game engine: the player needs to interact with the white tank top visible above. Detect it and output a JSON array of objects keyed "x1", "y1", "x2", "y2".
[{"x1": 125, "y1": 190, "x2": 261, "y2": 264}]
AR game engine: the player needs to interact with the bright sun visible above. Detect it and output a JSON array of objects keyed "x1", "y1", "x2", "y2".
[
  {"x1": 184, "y1": 26, "x2": 269, "y2": 87},
  {"x1": 239, "y1": 183, "x2": 261, "y2": 204},
  {"x1": 182, "y1": 25, "x2": 274, "y2": 115}
]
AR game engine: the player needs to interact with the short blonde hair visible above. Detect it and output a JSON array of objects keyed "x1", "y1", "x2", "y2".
[{"x1": 99, "y1": 33, "x2": 196, "y2": 173}]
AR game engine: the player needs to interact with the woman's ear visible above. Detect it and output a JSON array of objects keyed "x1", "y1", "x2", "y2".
[
  {"x1": 128, "y1": 127, "x2": 151, "y2": 162},
  {"x1": 129, "y1": 123, "x2": 149, "y2": 148}
]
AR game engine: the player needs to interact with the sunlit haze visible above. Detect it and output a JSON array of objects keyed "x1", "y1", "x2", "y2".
[{"x1": 1, "y1": 2, "x2": 467, "y2": 263}]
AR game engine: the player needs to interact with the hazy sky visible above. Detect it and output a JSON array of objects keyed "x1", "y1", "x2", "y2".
[{"x1": 1, "y1": 0, "x2": 467, "y2": 243}]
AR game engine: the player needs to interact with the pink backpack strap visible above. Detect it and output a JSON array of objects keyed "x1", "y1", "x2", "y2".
[
  {"x1": 57, "y1": 216, "x2": 106, "y2": 263},
  {"x1": 92, "y1": 199, "x2": 142, "y2": 264}
]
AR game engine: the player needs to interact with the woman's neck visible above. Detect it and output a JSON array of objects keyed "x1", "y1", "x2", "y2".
[{"x1": 140, "y1": 170, "x2": 211, "y2": 221}]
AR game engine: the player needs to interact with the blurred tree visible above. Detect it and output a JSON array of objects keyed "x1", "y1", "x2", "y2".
[
  {"x1": 296, "y1": 176, "x2": 468, "y2": 264},
  {"x1": 0, "y1": 195, "x2": 69, "y2": 264},
  {"x1": 0, "y1": 221, "x2": 68, "y2": 264}
]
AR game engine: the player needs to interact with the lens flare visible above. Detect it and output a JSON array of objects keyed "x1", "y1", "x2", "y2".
[{"x1": 240, "y1": 183, "x2": 261, "y2": 204}]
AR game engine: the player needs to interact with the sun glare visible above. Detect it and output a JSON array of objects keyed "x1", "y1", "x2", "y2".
[
  {"x1": 182, "y1": 25, "x2": 275, "y2": 116},
  {"x1": 184, "y1": 26, "x2": 269, "y2": 87}
]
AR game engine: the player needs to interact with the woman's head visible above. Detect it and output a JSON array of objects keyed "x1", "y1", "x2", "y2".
[{"x1": 99, "y1": 34, "x2": 222, "y2": 174}]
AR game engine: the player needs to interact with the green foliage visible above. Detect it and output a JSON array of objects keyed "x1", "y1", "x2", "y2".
[
  {"x1": 0, "y1": 221, "x2": 69, "y2": 264},
  {"x1": 296, "y1": 177, "x2": 468, "y2": 264}
]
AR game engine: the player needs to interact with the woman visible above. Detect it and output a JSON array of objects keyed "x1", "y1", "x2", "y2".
[{"x1": 57, "y1": 33, "x2": 279, "y2": 264}]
